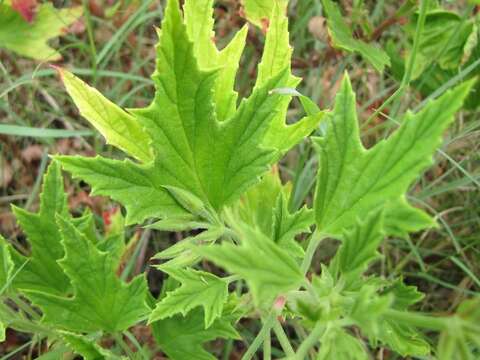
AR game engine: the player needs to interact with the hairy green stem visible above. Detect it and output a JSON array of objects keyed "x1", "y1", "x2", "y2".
[
  {"x1": 242, "y1": 312, "x2": 277, "y2": 360},
  {"x1": 294, "y1": 322, "x2": 325, "y2": 359},
  {"x1": 113, "y1": 333, "x2": 135, "y2": 358},
  {"x1": 301, "y1": 232, "x2": 326, "y2": 275},
  {"x1": 385, "y1": 309, "x2": 480, "y2": 334},
  {"x1": 263, "y1": 329, "x2": 271, "y2": 360},
  {"x1": 273, "y1": 319, "x2": 295, "y2": 357},
  {"x1": 10, "y1": 294, "x2": 40, "y2": 321},
  {"x1": 385, "y1": 309, "x2": 449, "y2": 331},
  {"x1": 224, "y1": 274, "x2": 242, "y2": 283}
]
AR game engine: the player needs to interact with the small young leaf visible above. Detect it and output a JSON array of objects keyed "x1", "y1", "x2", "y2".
[
  {"x1": 271, "y1": 192, "x2": 312, "y2": 258},
  {"x1": 0, "y1": 2, "x2": 81, "y2": 61},
  {"x1": 314, "y1": 74, "x2": 473, "y2": 237},
  {"x1": 384, "y1": 278, "x2": 424, "y2": 310},
  {"x1": 149, "y1": 267, "x2": 228, "y2": 328},
  {"x1": 321, "y1": 0, "x2": 390, "y2": 72},
  {"x1": 236, "y1": 169, "x2": 313, "y2": 257},
  {"x1": 195, "y1": 219, "x2": 304, "y2": 307},
  {"x1": 27, "y1": 216, "x2": 149, "y2": 333}
]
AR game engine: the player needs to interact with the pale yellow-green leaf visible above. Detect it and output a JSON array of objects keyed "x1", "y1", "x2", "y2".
[{"x1": 59, "y1": 69, "x2": 153, "y2": 163}]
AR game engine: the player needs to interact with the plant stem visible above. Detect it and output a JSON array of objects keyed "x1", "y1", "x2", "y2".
[
  {"x1": 273, "y1": 319, "x2": 295, "y2": 357},
  {"x1": 385, "y1": 309, "x2": 448, "y2": 331},
  {"x1": 242, "y1": 312, "x2": 277, "y2": 360},
  {"x1": 301, "y1": 232, "x2": 325, "y2": 275},
  {"x1": 224, "y1": 274, "x2": 242, "y2": 283},
  {"x1": 263, "y1": 329, "x2": 271, "y2": 360},
  {"x1": 10, "y1": 294, "x2": 40, "y2": 321},
  {"x1": 294, "y1": 322, "x2": 325, "y2": 359},
  {"x1": 113, "y1": 333, "x2": 136, "y2": 359}
]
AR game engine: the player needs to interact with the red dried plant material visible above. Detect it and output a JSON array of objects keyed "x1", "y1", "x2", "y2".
[{"x1": 11, "y1": 0, "x2": 38, "y2": 23}]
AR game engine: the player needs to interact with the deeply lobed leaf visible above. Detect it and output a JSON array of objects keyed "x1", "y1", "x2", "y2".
[
  {"x1": 314, "y1": 75, "x2": 473, "y2": 237},
  {"x1": 149, "y1": 267, "x2": 228, "y2": 328},
  {"x1": 27, "y1": 216, "x2": 149, "y2": 333},
  {"x1": 7, "y1": 161, "x2": 71, "y2": 295},
  {"x1": 194, "y1": 219, "x2": 304, "y2": 307}
]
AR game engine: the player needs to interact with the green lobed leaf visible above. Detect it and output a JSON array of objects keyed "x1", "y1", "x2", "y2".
[
  {"x1": 375, "y1": 280, "x2": 429, "y2": 356},
  {"x1": 53, "y1": 155, "x2": 187, "y2": 225},
  {"x1": 321, "y1": 0, "x2": 390, "y2": 72},
  {"x1": 383, "y1": 197, "x2": 436, "y2": 238},
  {"x1": 149, "y1": 267, "x2": 228, "y2": 328},
  {"x1": 152, "y1": 307, "x2": 240, "y2": 360},
  {"x1": 56, "y1": 0, "x2": 292, "y2": 225},
  {"x1": 194, "y1": 218, "x2": 304, "y2": 307},
  {"x1": 378, "y1": 320, "x2": 431, "y2": 356},
  {"x1": 8, "y1": 161, "x2": 71, "y2": 295},
  {"x1": 0, "y1": 2, "x2": 82, "y2": 61},
  {"x1": 378, "y1": 280, "x2": 430, "y2": 356},
  {"x1": 27, "y1": 216, "x2": 149, "y2": 333},
  {"x1": 314, "y1": 74, "x2": 473, "y2": 238},
  {"x1": 61, "y1": 332, "x2": 123, "y2": 360}
]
